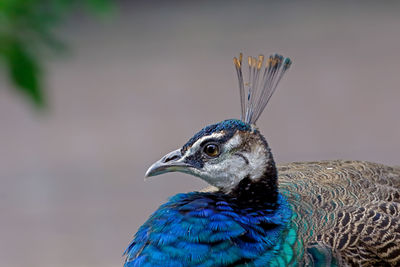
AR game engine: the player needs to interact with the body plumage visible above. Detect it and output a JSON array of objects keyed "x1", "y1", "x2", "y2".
[
  {"x1": 279, "y1": 160, "x2": 400, "y2": 266},
  {"x1": 124, "y1": 54, "x2": 400, "y2": 266}
]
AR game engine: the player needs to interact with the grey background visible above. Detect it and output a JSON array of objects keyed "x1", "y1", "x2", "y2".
[{"x1": 1, "y1": 1, "x2": 399, "y2": 266}]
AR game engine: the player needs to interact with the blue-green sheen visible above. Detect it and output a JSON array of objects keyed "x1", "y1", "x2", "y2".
[{"x1": 124, "y1": 192, "x2": 297, "y2": 267}]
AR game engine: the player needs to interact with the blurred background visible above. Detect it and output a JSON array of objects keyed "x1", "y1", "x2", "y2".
[{"x1": 1, "y1": 1, "x2": 400, "y2": 266}]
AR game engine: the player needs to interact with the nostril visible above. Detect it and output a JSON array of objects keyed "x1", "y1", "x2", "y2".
[{"x1": 164, "y1": 155, "x2": 180, "y2": 162}]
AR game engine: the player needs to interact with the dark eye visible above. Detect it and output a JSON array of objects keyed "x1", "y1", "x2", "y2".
[{"x1": 203, "y1": 143, "x2": 220, "y2": 157}]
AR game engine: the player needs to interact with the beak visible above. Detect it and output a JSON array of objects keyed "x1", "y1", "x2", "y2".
[{"x1": 145, "y1": 149, "x2": 191, "y2": 178}]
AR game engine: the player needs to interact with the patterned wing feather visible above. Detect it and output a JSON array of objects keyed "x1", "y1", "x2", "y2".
[{"x1": 278, "y1": 160, "x2": 400, "y2": 266}]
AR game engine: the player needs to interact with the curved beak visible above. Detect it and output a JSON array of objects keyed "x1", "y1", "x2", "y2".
[{"x1": 145, "y1": 149, "x2": 191, "y2": 177}]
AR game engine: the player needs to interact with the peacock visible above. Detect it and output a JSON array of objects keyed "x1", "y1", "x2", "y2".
[{"x1": 123, "y1": 53, "x2": 400, "y2": 266}]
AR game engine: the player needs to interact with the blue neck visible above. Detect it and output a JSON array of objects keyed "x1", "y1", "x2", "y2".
[{"x1": 124, "y1": 191, "x2": 294, "y2": 266}]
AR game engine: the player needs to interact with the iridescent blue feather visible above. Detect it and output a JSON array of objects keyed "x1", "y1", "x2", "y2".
[{"x1": 124, "y1": 193, "x2": 294, "y2": 266}]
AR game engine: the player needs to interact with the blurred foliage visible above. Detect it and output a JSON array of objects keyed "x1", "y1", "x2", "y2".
[{"x1": 0, "y1": 0, "x2": 114, "y2": 108}]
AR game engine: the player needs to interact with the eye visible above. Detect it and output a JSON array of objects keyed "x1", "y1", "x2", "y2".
[{"x1": 203, "y1": 143, "x2": 220, "y2": 157}]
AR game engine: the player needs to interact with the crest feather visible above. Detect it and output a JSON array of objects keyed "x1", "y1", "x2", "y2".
[{"x1": 233, "y1": 53, "x2": 292, "y2": 124}]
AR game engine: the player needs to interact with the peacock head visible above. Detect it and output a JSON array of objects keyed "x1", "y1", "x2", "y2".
[
  {"x1": 146, "y1": 119, "x2": 274, "y2": 192},
  {"x1": 145, "y1": 54, "x2": 292, "y2": 193}
]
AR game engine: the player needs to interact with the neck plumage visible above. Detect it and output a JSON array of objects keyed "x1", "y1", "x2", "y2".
[
  {"x1": 229, "y1": 159, "x2": 278, "y2": 207},
  {"x1": 229, "y1": 132, "x2": 279, "y2": 208}
]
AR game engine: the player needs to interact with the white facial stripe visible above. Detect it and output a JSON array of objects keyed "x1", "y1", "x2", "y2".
[
  {"x1": 181, "y1": 132, "x2": 225, "y2": 160},
  {"x1": 223, "y1": 133, "x2": 241, "y2": 151}
]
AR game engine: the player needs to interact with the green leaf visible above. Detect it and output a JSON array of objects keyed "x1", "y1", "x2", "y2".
[
  {"x1": 0, "y1": 0, "x2": 115, "y2": 109},
  {"x1": 5, "y1": 40, "x2": 44, "y2": 108},
  {"x1": 85, "y1": 0, "x2": 115, "y2": 16}
]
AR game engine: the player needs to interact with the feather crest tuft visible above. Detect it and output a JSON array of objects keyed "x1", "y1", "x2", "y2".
[{"x1": 233, "y1": 53, "x2": 292, "y2": 124}]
